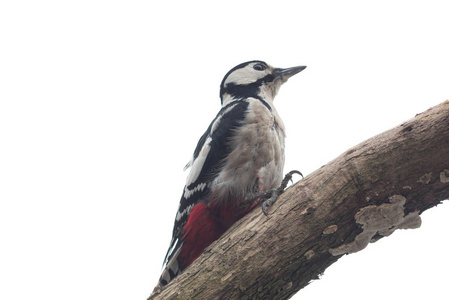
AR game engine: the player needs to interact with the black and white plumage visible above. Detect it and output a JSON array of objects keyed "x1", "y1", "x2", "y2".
[{"x1": 155, "y1": 60, "x2": 306, "y2": 289}]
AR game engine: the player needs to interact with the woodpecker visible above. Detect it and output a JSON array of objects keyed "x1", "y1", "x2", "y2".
[{"x1": 155, "y1": 60, "x2": 306, "y2": 289}]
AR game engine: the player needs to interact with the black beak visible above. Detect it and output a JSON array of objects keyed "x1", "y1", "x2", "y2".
[{"x1": 273, "y1": 66, "x2": 307, "y2": 79}]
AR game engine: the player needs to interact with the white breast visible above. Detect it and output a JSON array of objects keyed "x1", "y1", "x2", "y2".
[{"x1": 211, "y1": 98, "x2": 285, "y2": 202}]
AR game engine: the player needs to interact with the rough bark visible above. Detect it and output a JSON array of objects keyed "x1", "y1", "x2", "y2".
[{"x1": 149, "y1": 101, "x2": 449, "y2": 300}]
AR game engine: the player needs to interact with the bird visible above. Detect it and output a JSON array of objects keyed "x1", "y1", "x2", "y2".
[{"x1": 155, "y1": 60, "x2": 306, "y2": 289}]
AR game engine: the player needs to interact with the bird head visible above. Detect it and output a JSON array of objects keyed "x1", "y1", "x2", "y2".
[{"x1": 219, "y1": 61, "x2": 306, "y2": 106}]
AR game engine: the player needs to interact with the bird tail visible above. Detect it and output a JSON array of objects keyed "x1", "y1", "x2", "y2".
[{"x1": 149, "y1": 245, "x2": 183, "y2": 298}]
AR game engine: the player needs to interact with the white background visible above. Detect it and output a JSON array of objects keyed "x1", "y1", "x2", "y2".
[{"x1": 1, "y1": 1, "x2": 448, "y2": 299}]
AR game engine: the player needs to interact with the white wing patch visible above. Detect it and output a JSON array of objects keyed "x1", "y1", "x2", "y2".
[
  {"x1": 183, "y1": 182, "x2": 207, "y2": 200},
  {"x1": 185, "y1": 136, "x2": 212, "y2": 186},
  {"x1": 176, "y1": 203, "x2": 195, "y2": 221}
]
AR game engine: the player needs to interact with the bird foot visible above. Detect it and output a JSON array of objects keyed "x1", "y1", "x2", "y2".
[{"x1": 260, "y1": 170, "x2": 303, "y2": 216}]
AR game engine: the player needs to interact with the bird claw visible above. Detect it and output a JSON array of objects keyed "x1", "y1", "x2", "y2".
[
  {"x1": 261, "y1": 170, "x2": 303, "y2": 216},
  {"x1": 261, "y1": 190, "x2": 279, "y2": 216},
  {"x1": 281, "y1": 170, "x2": 303, "y2": 189}
]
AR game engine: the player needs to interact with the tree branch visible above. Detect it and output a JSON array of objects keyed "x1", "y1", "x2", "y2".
[{"x1": 149, "y1": 100, "x2": 449, "y2": 300}]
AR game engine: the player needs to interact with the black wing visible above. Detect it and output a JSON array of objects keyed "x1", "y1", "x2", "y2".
[{"x1": 162, "y1": 99, "x2": 250, "y2": 266}]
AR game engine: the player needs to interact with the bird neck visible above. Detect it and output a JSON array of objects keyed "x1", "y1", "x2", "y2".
[{"x1": 220, "y1": 91, "x2": 275, "y2": 107}]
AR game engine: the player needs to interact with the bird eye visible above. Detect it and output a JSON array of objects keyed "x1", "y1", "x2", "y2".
[{"x1": 253, "y1": 63, "x2": 266, "y2": 71}]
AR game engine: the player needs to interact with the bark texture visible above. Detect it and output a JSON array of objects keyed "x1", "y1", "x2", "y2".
[{"x1": 149, "y1": 101, "x2": 449, "y2": 300}]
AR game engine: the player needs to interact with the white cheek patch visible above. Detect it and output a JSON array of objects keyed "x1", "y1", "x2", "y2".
[{"x1": 225, "y1": 65, "x2": 269, "y2": 86}]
